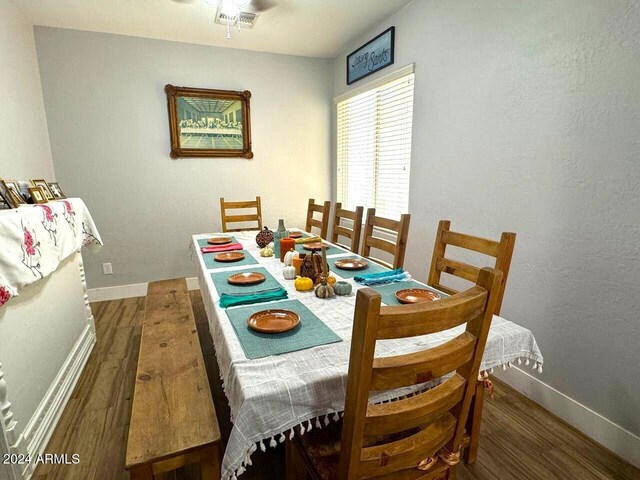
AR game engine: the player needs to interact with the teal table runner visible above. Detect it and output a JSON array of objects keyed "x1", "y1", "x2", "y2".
[
  {"x1": 197, "y1": 236, "x2": 238, "y2": 248},
  {"x1": 369, "y1": 280, "x2": 445, "y2": 306},
  {"x1": 328, "y1": 256, "x2": 390, "y2": 279},
  {"x1": 203, "y1": 249, "x2": 258, "y2": 269},
  {"x1": 225, "y1": 299, "x2": 342, "y2": 359},
  {"x1": 211, "y1": 267, "x2": 282, "y2": 296}
]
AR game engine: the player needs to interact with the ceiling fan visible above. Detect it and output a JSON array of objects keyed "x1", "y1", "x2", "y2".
[
  {"x1": 171, "y1": 0, "x2": 281, "y2": 38},
  {"x1": 171, "y1": 0, "x2": 279, "y2": 14}
]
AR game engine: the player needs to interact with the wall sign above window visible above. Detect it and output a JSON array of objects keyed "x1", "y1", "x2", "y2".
[{"x1": 346, "y1": 26, "x2": 395, "y2": 85}]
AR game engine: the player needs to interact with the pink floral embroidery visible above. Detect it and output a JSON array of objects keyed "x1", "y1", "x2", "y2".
[
  {"x1": 63, "y1": 200, "x2": 74, "y2": 216},
  {"x1": 24, "y1": 227, "x2": 36, "y2": 255},
  {"x1": 0, "y1": 287, "x2": 11, "y2": 307},
  {"x1": 39, "y1": 204, "x2": 55, "y2": 222}
]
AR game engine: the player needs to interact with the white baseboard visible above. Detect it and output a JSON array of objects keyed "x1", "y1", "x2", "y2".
[
  {"x1": 87, "y1": 277, "x2": 200, "y2": 302},
  {"x1": 13, "y1": 324, "x2": 96, "y2": 480},
  {"x1": 496, "y1": 367, "x2": 640, "y2": 469}
]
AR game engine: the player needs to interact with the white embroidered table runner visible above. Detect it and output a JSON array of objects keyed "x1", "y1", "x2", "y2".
[
  {"x1": 0, "y1": 198, "x2": 102, "y2": 307},
  {"x1": 192, "y1": 231, "x2": 544, "y2": 480}
]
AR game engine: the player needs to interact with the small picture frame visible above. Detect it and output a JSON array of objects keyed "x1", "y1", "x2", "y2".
[
  {"x1": 31, "y1": 179, "x2": 54, "y2": 200},
  {"x1": 48, "y1": 182, "x2": 66, "y2": 199},
  {"x1": 1, "y1": 179, "x2": 26, "y2": 208},
  {"x1": 28, "y1": 187, "x2": 48, "y2": 204}
]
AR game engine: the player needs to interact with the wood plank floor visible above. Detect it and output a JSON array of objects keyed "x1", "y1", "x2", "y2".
[{"x1": 32, "y1": 294, "x2": 639, "y2": 480}]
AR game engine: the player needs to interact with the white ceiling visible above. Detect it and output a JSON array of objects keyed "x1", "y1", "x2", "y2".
[{"x1": 16, "y1": 0, "x2": 413, "y2": 58}]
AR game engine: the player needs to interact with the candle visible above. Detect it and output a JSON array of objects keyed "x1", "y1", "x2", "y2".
[
  {"x1": 279, "y1": 238, "x2": 295, "y2": 262},
  {"x1": 293, "y1": 256, "x2": 304, "y2": 276}
]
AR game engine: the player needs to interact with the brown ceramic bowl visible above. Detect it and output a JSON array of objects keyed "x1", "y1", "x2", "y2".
[{"x1": 247, "y1": 309, "x2": 300, "y2": 333}]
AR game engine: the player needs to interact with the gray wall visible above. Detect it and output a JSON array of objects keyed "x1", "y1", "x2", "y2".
[
  {"x1": 333, "y1": 0, "x2": 640, "y2": 436},
  {"x1": 35, "y1": 27, "x2": 332, "y2": 288},
  {"x1": 0, "y1": 0, "x2": 54, "y2": 180}
]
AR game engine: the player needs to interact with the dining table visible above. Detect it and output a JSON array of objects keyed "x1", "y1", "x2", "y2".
[{"x1": 191, "y1": 229, "x2": 543, "y2": 480}]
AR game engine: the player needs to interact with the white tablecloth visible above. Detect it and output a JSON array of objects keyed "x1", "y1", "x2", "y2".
[
  {"x1": 0, "y1": 198, "x2": 102, "y2": 308},
  {"x1": 192, "y1": 231, "x2": 543, "y2": 480}
]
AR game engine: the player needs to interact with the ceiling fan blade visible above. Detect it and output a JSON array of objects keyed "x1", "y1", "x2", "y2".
[{"x1": 247, "y1": 0, "x2": 279, "y2": 12}]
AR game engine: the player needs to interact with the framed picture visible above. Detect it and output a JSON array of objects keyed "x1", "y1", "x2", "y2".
[
  {"x1": 48, "y1": 182, "x2": 66, "y2": 199},
  {"x1": 346, "y1": 26, "x2": 395, "y2": 85},
  {"x1": 31, "y1": 179, "x2": 54, "y2": 200},
  {"x1": 28, "y1": 187, "x2": 48, "y2": 204},
  {"x1": 165, "y1": 85, "x2": 253, "y2": 159},
  {"x1": 0, "y1": 179, "x2": 26, "y2": 208}
]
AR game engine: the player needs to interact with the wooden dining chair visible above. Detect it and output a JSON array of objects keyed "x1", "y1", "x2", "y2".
[
  {"x1": 286, "y1": 267, "x2": 503, "y2": 480},
  {"x1": 305, "y1": 199, "x2": 332, "y2": 238},
  {"x1": 219, "y1": 196, "x2": 262, "y2": 233},
  {"x1": 427, "y1": 220, "x2": 515, "y2": 465},
  {"x1": 360, "y1": 208, "x2": 411, "y2": 269},
  {"x1": 330, "y1": 203, "x2": 364, "y2": 253},
  {"x1": 427, "y1": 220, "x2": 516, "y2": 317}
]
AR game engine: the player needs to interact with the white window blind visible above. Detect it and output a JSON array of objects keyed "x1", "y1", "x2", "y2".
[{"x1": 336, "y1": 72, "x2": 414, "y2": 220}]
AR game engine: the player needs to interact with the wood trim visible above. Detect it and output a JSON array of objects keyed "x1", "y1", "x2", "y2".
[{"x1": 165, "y1": 85, "x2": 253, "y2": 159}]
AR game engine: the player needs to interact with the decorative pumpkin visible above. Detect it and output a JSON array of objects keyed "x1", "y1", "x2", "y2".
[
  {"x1": 283, "y1": 266, "x2": 297, "y2": 280},
  {"x1": 284, "y1": 249, "x2": 298, "y2": 267},
  {"x1": 260, "y1": 246, "x2": 274, "y2": 257},
  {"x1": 315, "y1": 281, "x2": 335, "y2": 299},
  {"x1": 334, "y1": 281, "x2": 352, "y2": 296},
  {"x1": 256, "y1": 227, "x2": 274, "y2": 248},
  {"x1": 294, "y1": 276, "x2": 314, "y2": 292},
  {"x1": 325, "y1": 275, "x2": 337, "y2": 286}
]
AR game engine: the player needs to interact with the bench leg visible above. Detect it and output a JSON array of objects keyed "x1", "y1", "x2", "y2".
[
  {"x1": 463, "y1": 380, "x2": 485, "y2": 464},
  {"x1": 130, "y1": 465, "x2": 154, "y2": 480},
  {"x1": 201, "y1": 445, "x2": 221, "y2": 480}
]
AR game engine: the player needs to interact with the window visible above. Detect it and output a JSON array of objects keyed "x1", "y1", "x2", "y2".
[{"x1": 336, "y1": 69, "x2": 414, "y2": 220}]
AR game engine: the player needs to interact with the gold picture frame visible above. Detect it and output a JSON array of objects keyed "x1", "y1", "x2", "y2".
[
  {"x1": 28, "y1": 187, "x2": 48, "y2": 204},
  {"x1": 31, "y1": 179, "x2": 54, "y2": 200},
  {"x1": 1, "y1": 179, "x2": 26, "y2": 208},
  {"x1": 48, "y1": 182, "x2": 66, "y2": 199},
  {"x1": 165, "y1": 85, "x2": 253, "y2": 159}
]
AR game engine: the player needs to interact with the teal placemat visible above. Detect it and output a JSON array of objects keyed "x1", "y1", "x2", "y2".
[
  {"x1": 369, "y1": 280, "x2": 444, "y2": 306},
  {"x1": 211, "y1": 267, "x2": 282, "y2": 296},
  {"x1": 225, "y1": 299, "x2": 343, "y2": 359},
  {"x1": 328, "y1": 256, "x2": 390, "y2": 279},
  {"x1": 197, "y1": 236, "x2": 237, "y2": 248},
  {"x1": 203, "y1": 249, "x2": 258, "y2": 269}
]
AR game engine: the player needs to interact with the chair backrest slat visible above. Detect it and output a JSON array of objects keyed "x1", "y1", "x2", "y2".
[
  {"x1": 305, "y1": 198, "x2": 331, "y2": 238},
  {"x1": 331, "y1": 203, "x2": 364, "y2": 253},
  {"x1": 361, "y1": 208, "x2": 411, "y2": 269},
  {"x1": 363, "y1": 374, "x2": 466, "y2": 437},
  {"x1": 376, "y1": 287, "x2": 487, "y2": 339},
  {"x1": 358, "y1": 413, "x2": 456, "y2": 478},
  {"x1": 219, "y1": 196, "x2": 262, "y2": 233},
  {"x1": 428, "y1": 220, "x2": 516, "y2": 315},
  {"x1": 370, "y1": 332, "x2": 477, "y2": 390},
  {"x1": 338, "y1": 267, "x2": 502, "y2": 479}
]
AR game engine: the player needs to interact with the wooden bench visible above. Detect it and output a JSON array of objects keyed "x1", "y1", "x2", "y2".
[{"x1": 126, "y1": 278, "x2": 221, "y2": 480}]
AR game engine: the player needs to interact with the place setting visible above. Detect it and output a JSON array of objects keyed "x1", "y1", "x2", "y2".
[{"x1": 211, "y1": 267, "x2": 288, "y2": 308}]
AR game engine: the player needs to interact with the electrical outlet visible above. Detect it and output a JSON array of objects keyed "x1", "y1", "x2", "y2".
[{"x1": 103, "y1": 263, "x2": 113, "y2": 275}]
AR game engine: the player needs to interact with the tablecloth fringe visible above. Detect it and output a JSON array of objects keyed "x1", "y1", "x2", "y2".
[{"x1": 223, "y1": 356, "x2": 543, "y2": 480}]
